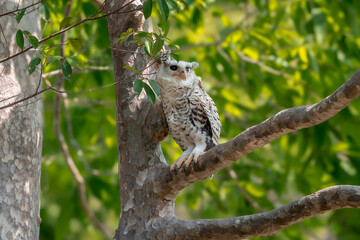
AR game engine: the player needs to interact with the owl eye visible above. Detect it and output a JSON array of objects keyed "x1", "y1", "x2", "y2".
[{"x1": 170, "y1": 65, "x2": 178, "y2": 71}]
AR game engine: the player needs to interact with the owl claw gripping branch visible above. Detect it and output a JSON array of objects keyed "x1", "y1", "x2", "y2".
[{"x1": 156, "y1": 52, "x2": 221, "y2": 172}]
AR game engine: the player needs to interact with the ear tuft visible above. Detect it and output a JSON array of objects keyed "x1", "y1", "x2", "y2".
[
  {"x1": 160, "y1": 50, "x2": 171, "y2": 63},
  {"x1": 190, "y1": 62, "x2": 199, "y2": 69}
]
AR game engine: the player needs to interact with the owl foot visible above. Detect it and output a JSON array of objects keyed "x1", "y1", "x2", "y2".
[
  {"x1": 171, "y1": 154, "x2": 189, "y2": 171},
  {"x1": 170, "y1": 151, "x2": 204, "y2": 172},
  {"x1": 185, "y1": 152, "x2": 203, "y2": 168}
]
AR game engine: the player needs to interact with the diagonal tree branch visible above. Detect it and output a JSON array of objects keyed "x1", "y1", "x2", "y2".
[
  {"x1": 157, "y1": 68, "x2": 360, "y2": 199},
  {"x1": 155, "y1": 185, "x2": 360, "y2": 239}
]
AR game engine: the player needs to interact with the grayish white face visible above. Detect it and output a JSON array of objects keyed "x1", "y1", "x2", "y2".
[{"x1": 157, "y1": 59, "x2": 199, "y2": 87}]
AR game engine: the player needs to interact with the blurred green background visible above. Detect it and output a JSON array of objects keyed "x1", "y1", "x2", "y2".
[{"x1": 37, "y1": 0, "x2": 360, "y2": 239}]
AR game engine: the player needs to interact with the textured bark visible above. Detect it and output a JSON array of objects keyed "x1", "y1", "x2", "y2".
[
  {"x1": 107, "y1": 1, "x2": 360, "y2": 239},
  {"x1": 156, "y1": 185, "x2": 360, "y2": 239},
  {"x1": 106, "y1": 1, "x2": 169, "y2": 239},
  {"x1": 0, "y1": 1, "x2": 42, "y2": 239}
]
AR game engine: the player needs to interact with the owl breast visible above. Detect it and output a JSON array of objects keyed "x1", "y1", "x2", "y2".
[{"x1": 161, "y1": 84, "x2": 215, "y2": 152}]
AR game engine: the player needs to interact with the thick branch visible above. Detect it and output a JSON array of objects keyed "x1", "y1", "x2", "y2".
[
  {"x1": 157, "y1": 68, "x2": 360, "y2": 199},
  {"x1": 156, "y1": 185, "x2": 360, "y2": 239}
]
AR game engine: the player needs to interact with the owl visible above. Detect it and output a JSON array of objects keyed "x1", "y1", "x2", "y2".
[{"x1": 156, "y1": 54, "x2": 221, "y2": 171}]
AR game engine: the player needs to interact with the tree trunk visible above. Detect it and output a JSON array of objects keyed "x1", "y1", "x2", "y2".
[
  {"x1": 0, "y1": 1, "x2": 42, "y2": 239},
  {"x1": 106, "y1": 0, "x2": 172, "y2": 239}
]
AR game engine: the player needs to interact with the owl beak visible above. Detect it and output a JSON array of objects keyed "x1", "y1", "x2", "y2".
[{"x1": 173, "y1": 72, "x2": 187, "y2": 81}]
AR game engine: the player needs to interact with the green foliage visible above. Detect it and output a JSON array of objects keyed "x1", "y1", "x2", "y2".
[
  {"x1": 28, "y1": 56, "x2": 41, "y2": 74},
  {"x1": 157, "y1": 0, "x2": 169, "y2": 20},
  {"x1": 15, "y1": 30, "x2": 24, "y2": 50},
  {"x1": 143, "y1": 0, "x2": 153, "y2": 19},
  {"x1": 27, "y1": 0, "x2": 360, "y2": 239},
  {"x1": 61, "y1": 60, "x2": 72, "y2": 81},
  {"x1": 15, "y1": 9, "x2": 26, "y2": 23}
]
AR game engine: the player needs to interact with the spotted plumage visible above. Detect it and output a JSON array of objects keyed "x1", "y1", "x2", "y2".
[{"x1": 156, "y1": 55, "x2": 221, "y2": 170}]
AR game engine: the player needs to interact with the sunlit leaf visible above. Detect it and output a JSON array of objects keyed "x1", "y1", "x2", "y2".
[
  {"x1": 115, "y1": 28, "x2": 133, "y2": 44},
  {"x1": 158, "y1": 0, "x2": 169, "y2": 21},
  {"x1": 123, "y1": 65, "x2": 142, "y2": 75},
  {"x1": 144, "y1": 39, "x2": 152, "y2": 56},
  {"x1": 60, "y1": 17, "x2": 72, "y2": 30},
  {"x1": 46, "y1": 55, "x2": 62, "y2": 65},
  {"x1": 133, "y1": 31, "x2": 150, "y2": 40}
]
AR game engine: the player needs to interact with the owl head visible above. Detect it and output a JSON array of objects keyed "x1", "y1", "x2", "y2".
[{"x1": 156, "y1": 54, "x2": 199, "y2": 88}]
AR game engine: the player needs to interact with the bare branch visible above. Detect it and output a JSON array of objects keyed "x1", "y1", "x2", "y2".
[
  {"x1": 227, "y1": 168, "x2": 265, "y2": 213},
  {"x1": 158, "y1": 68, "x2": 360, "y2": 199},
  {"x1": 157, "y1": 185, "x2": 360, "y2": 239},
  {"x1": 234, "y1": 48, "x2": 292, "y2": 78},
  {"x1": 52, "y1": 2, "x2": 111, "y2": 238},
  {"x1": 54, "y1": 98, "x2": 112, "y2": 239},
  {"x1": 42, "y1": 66, "x2": 112, "y2": 78},
  {"x1": 0, "y1": 0, "x2": 139, "y2": 64},
  {"x1": 0, "y1": 0, "x2": 41, "y2": 18}
]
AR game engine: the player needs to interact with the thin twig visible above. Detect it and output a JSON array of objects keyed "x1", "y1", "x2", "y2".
[
  {"x1": 0, "y1": 55, "x2": 154, "y2": 111},
  {"x1": 0, "y1": 0, "x2": 138, "y2": 63},
  {"x1": 234, "y1": 48, "x2": 291, "y2": 78},
  {"x1": 52, "y1": 2, "x2": 111, "y2": 239},
  {"x1": 54, "y1": 99, "x2": 112, "y2": 239},
  {"x1": 42, "y1": 66, "x2": 112, "y2": 78},
  {"x1": 226, "y1": 168, "x2": 265, "y2": 213},
  {"x1": 0, "y1": 0, "x2": 41, "y2": 18}
]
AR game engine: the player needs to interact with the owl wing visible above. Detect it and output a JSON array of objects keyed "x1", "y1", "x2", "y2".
[{"x1": 190, "y1": 80, "x2": 221, "y2": 145}]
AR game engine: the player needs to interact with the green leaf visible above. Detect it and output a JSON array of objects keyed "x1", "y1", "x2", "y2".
[
  {"x1": 28, "y1": 35, "x2": 39, "y2": 49},
  {"x1": 46, "y1": 56, "x2": 62, "y2": 65},
  {"x1": 143, "y1": 0, "x2": 152, "y2": 19},
  {"x1": 158, "y1": 17, "x2": 170, "y2": 36},
  {"x1": 69, "y1": 38, "x2": 82, "y2": 50},
  {"x1": 133, "y1": 31, "x2": 150, "y2": 40},
  {"x1": 60, "y1": 17, "x2": 72, "y2": 30},
  {"x1": 41, "y1": 4, "x2": 50, "y2": 20},
  {"x1": 16, "y1": 30, "x2": 24, "y2": 50},
  {"x1": 133, "y1": 79, "x2": 143, "y2": 96},
  {"x1": 143, "y1": 83, "x2": 156, "y2": 104},
  {"x1": 144, "y1": 39, "x2": 153, "y2": 56},
  {"x1": 149, "y1": 80, "x2": 160, "y2": 96},
  {"x1": 61, "y1": 60, "x2": 72, "y2": 81},
  {"x1": 16, "y1": 9, "x2": 26, "y2": 23},
  {"x1": 28, "y1": 56, "x2": 41, "y2": 74},
  {"x1": 22, "y1": 30, "x2": 31, "y2": 36},
  {"x1": 158, "y1": 0, "x2": 169, "y2": 21},
  {"x1": 152, "y1": 38, "x2": 164, "y2": 56},
  {"x1": 123, "y1": 65, "x2": 142, "y2": 75},
  {"x1": 163, "y1": 37, "x2": 179, "y2": 50},
  {"x1": 114, "y1": 28, "x2": 133, "y2": 44}
]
